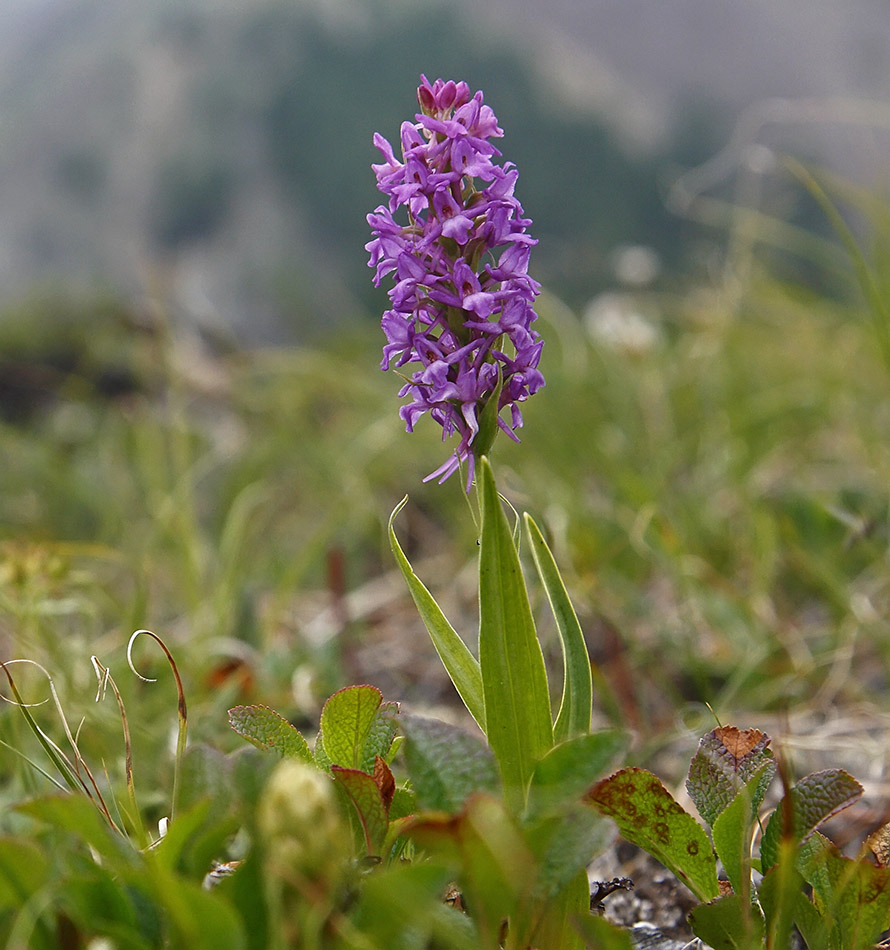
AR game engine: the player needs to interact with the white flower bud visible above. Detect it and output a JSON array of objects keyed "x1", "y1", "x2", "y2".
[{"x1": 259, "y1": 759, "x2": 348, "y2": 880}]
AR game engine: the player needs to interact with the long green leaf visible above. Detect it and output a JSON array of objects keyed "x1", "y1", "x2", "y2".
[
  {"x1": 710, "y1": 777, "x2": 756, "y2": 898},
  {"x1": 478, "y1": 457, "x2": 553, "y2": 810},
  {"x1": 0, "y1": 661, "x2": 82, "y2": 793},
  {"x1": 388, "y1": 497, "x2": 485, "y2": 729},
  {"x1": 524, "y1": 514, "x2": 592, "y2": 741},
  {"x1": 758, "y1": 841, "x2": 804, "y2": 950}
]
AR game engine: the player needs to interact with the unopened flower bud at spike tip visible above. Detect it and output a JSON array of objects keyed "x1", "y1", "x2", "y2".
[{"x1": 367, "y1": 76, "x2": 543, "y2": 489}]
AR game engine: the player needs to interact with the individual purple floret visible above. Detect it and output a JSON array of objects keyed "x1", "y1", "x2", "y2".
[{"x1": 366, "y1": 75, "x2": 544, "y2": 489}]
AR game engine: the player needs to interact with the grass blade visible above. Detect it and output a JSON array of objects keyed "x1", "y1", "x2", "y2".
[
  {"x1": 0, "y1": 660, "x2": 122, "y2": 832},
  {"x1": 0, "y1": 660, "x2": 81, "y2": 793},
  {"x1": 128, "y1": 630, "x2": 188, "y2": 821},
  {"x1": 524, "y1": 514, "x2": 592, "y2": 742},
  {"x1": 92, "y1": 657, "x2": 148, "y2": 847},
  {"x1": 0, "y1": 738, "x2": 67, "y2": 791},
  {"x1": 785, "y1": 156, "x2": 890, "y2": 374}
]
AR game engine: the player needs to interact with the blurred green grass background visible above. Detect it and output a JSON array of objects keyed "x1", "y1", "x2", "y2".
[{"x1": 2, "y1": 239, "x2": 889, "y2": 813}]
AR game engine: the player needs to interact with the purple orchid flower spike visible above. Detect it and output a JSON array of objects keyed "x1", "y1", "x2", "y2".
[{"x1": 367, "y1": 75, "x2": 543, "y2": 490}]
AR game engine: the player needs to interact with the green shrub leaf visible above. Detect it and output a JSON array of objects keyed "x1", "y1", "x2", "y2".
[
  {"x1": 587, "y1": 768, "x2": 719, "y2": 902},
  {"x1": 177, "y1": 743, "x2": 232, "y2": 817},
  {"x1": 411, "y1": 795, "x2": 535, "y2": 944},
  {"x1": 227, "y1": 704, "x2": 312, "y2": 762},
  {"x1": 320, "y1": 685, "x2": 382, "y2": 770},
  {"x1": 331, "y1": 766, "x2": 389, "y2": 855},
  {"x1": 64, "y1": 867, "x2": 152, "y2": 944},
  {"x1": 526, "y1": 730, "x2": 627, "y2": 819},
  {"x1": 146, "y1": 872, "x2": 247, "y2": 949},
  {"x1": 387, "y1": 786, "x2": 417, "y2": 823},
  {"x1": 686, "y1": 726, "x2": 775, "y2": 828},
  {"x1": 400, "y1": 713, "x2": 499, "y2": 813},
  {"x1": 526, "y1": 806, "x2": 613, "y2": 901},
  {"x1": 572, "y1": 913, "x2": 637, "y2": 949},
  {"x1": 526, "y1": 869, "x2": 588, "y2": 950},
  {"x1": 16, "y1": 794, "x2": 131, "y2": 868},
  {"x1": 313, "y1": 728, "x2": 332, "y2": 771},
  {"x1": 758, "y1": 841, "x2": 806, "y2": 950},
  {"x1": 688, "y1": 893, "x2": 765, "y2": 949},
  {"x1": 797, "y1": 832, "x2": 890, "y2": 949},
  {"x1": 349, "y1": 861, "x2": 478, "y2": 950},
  {"x1": 360, "y1": 701, "x2": 400, "y2": 772},
  {"x1": 0, "y1": 837, "x2": 50, "y2": 907},
  {"x1": 760, "y1": 768, "x2": 863, "y2": 871}
]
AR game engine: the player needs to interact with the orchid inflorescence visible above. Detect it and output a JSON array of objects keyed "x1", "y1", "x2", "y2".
[{"x1": 366, "y1": 75, "x2": 544, "y2": 488}]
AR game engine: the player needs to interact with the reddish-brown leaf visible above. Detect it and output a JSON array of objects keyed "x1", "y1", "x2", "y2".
[{"x1": 372, "y1": 755, "x2": 396, "y2": 812}]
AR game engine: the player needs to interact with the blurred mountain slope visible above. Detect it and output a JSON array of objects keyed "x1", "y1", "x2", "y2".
[
  {"x1": 0, "y1": 0, "x2": 885, "y2": 338},
  {"x1": 0, "y1": 0, "x2": 701, "y2": 337}
]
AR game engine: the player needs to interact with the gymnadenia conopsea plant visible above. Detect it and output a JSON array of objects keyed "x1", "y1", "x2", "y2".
[
  {"x1": 367, "y1": 75, "x2": 626, "y2": 949},
  {"x1": 367, "y1": 75, "x2": 544, "y2": 491}
]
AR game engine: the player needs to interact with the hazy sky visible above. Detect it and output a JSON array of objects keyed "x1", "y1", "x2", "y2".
[{"x1": 474, "y1": 0, "x2": 890, "y2": 109}]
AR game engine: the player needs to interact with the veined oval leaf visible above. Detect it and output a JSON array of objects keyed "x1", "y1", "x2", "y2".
[
  {"x1": 227, "y1": 704, "x2": 312, "y2": 763},
  {"x1": 321, "y1": 685, "x2": 382, "y2": 770},
  {"x1": 797, "y1": 832, "x2": 890, "y2": 950},
  {"x1": 587, "y1": 768, "x2": 719, "y2": 903},
  {"x1": 686, "y1": 725, "x2": 774, "y2": 829},
  {"x1": 400, "y1": 713, "x2": 499, "y2": 813},
  {"x1": 360, "y1": 701, "x2": 400, "y2": 773},
  {"x1": 760, "y1": 768, "x2": 863, "y2": 871},
  {"x1": 526, "y1": 730, "x2": 627, "y2": 819}
]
